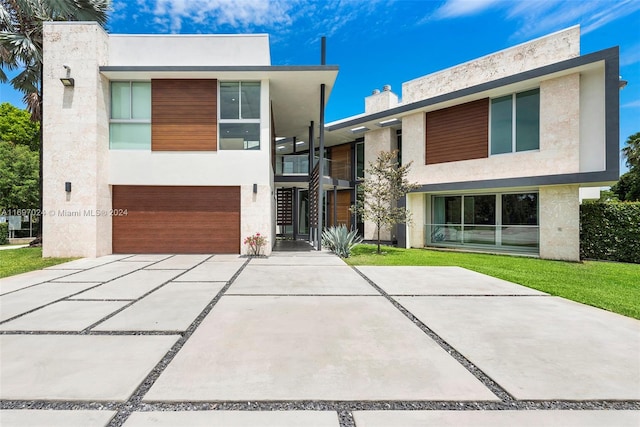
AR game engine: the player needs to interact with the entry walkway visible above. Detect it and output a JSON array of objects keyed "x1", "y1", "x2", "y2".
[{"x1": 0, "y1": 252, "x2": 639, "y2": 426}]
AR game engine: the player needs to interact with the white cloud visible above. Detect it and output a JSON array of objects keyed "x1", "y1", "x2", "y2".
[
  {"x1": 622, "y1": 99, "x2": 640, "y2": 109},
  {"x1": 432, "y1": 0, "x2": 503, "y2": 19},
  {"x1": 139, "y1": 0, "x2": 300, "y2": 33},
  {"x1": 430, "y1": 0, "x2": 640, "y2": 40}
]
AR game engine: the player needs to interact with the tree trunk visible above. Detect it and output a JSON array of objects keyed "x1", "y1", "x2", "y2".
[{"x1": 376, "y1": 224, "x2": 381, "y2": 254}]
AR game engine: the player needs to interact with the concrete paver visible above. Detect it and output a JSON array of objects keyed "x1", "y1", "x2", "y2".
[
  {"x1": 207, "y1": 254, "x2": 244, "y2": 262},
  {"x1": 70, "y1": 269, "x2": 184, "y2": 300},
  {"x1": 174, "y1": 261, "x2": 244, "y2": 282},
  {"x1": 352, "y1": 410, "x2": 640, "y2": 427},
  {"x1": 119, "y1": 254, "x2": 173, "y2": 263},
  {"x1": 145, "y1": 295, "x2": 497, "y2": 401},
  {"x1": 397, "y1": 295, "x2": 640, "y2": 400},
  {"x1": 228, "y1": 265, "x2": 377, "y2": 295},
  {"x1": 0, "y1": 282, "x2": 100, "y2": 322},
  {"x1": 144, "y1": 255, "x2": 210, "y2": 270},
  {"x1": 250, "y1": 254, "x2": 346, "y2": 266},
  {"x1": 0, "y1": 410, "x2": 116, "y2": 427},
  {"x1": 94, "y1": 282, "x2": 225, "y2": 331},
  {"x1": 0, "y1": 300, "x2": 128, "y2": 331},
  {"x1": 0, "y1": 269, "x2": 83, "y2": 294},
  {"x1": 44, "y1": 255, "x2": 131, "y2": 270},
  {"x1": 122, "y1": 411, "x2": 340, "y2": 426},
  {"x1": 357, "y1": 266, "x2": 546, "y2": 295},
  {"x1": 0, "y1": 335, "x2": 178, "y2": 401},
  {"x1": 53, "y1": 261, "x2": 151, "y2": 283}
]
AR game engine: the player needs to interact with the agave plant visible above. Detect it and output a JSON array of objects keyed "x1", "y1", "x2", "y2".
[{"x1": 321, "y1": 225, "x2": 363, "y2": 258}]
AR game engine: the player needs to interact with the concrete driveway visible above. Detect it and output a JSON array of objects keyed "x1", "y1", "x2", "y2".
[{"x1": 1, "y1": 251, "x2": 639, "y2": 426}]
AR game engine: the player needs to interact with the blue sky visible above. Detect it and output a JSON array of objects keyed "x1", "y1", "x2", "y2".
[{"x1": 1, "y1": 0, "x2": 639, "y2": 170}]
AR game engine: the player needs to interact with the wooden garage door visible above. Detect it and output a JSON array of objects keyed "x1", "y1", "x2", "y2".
[{"x1": 112, "y1": 186, "x2": 240, "y2": 254}]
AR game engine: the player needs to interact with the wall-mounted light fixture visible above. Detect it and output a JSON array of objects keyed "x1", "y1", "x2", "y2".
[
  {"x1": 253, "y1": 183, "x2": 258, "y2": 194},
  {"x1": 619, "y1": 76, "x2": 628, "y2": 90},
  {"x1": 60, "y1": 65, "x2": 74, "y2": 87},
  {"x1": 65, "y1": 182, "x2": 72, "y2": 193}
]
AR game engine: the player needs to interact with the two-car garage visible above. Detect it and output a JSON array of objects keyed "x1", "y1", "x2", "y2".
[{"x1": 112, "y1": 186, "x2": 240, "y2": 254}]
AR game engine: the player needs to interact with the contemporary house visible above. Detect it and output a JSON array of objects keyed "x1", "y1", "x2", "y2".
[{"x1": 43, "y1": 24, "x2": 618, "y2": 261}]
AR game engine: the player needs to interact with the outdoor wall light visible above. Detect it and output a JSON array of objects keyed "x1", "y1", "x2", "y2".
[
  {"x1": 60, "y1": 65, "x2": 75, "y2": 87},
  {"x1": 619, "y1": 76, "x2": 628, "y2": 90},
  {"x1": 253, "y1": 184, "x2": 258, "y2": 194},
  {"x1": 65, "y1": 182, "x2": 72, "y2": 193}
]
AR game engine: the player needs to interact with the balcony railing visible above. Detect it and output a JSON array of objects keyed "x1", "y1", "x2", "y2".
[{"x1": 275, "y1": 154, "x2": 351, "y2": 181}]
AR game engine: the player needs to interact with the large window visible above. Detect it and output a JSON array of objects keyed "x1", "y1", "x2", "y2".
[
  {"x1": 109, "y1": 82, "x2": 151, "y2": 149},
  {"x1": 429, "y1": 192, "x2": 538, "y2": 251},
  {"x1": 219, "y1": 81, "x2": 261, "y2": 150},
  {"x1": 490, "y1": 89, "x2": 539, "y2": 155},
  {"x1": 355, "y1": 141, "x2": 364, "y2": 180}
]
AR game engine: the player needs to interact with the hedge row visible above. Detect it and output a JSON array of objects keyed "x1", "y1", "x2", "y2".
[
  {"x1": 0, "y1": 222, "x2": 7, "y2": 245},
  {"x1": 580, "y1": 202, "x2": 640, "y2": 264}
]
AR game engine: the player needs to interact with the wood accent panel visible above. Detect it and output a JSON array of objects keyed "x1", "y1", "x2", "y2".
[
  {"x1": 328, "y1": 190, "x2": 352, "y2": 229},
  {"x1": 276, "y1": 188, "x2": 293, "y2": 226},
  {"x1": 330, "y1": 144, "x2": 351, "y2": 180},
  {"x1": 426, "y1": 98, "x2": 489, "y2": 165},
  {"x1": 112, "y1": 186, "x2": 240, "y2": 254},
  {"x1": 152, "y1": 79, "x2": 217, "y2": 151}
]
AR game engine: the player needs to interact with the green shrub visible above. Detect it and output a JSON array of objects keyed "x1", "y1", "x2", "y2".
[
  {"x1": 580, "y1": 202, "x2": 640, "y2": 264},
  {"x1": 322, "y1": 225, "x2": 363, "y2": 258},
  {"x1": 0, "y1": 222, "x2": 8, "y2": 245}
]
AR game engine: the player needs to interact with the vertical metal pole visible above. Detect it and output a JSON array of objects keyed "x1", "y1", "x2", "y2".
[
  {"x1": 321, "y1": 36, "x2": 326, "y2": 65},
  {"x1": 292, "y1": 136, "x2": 297, "y2": 154},
  {"x1": 308, "y1": 121, "x2": 314, "y2": 245},
  {"x1": 333, "y1": 186, "x2": 338, "y2": 227},
  {"x1": 293, "y1": 189, "x2": 298, "y2": 241},
  {"x1": 318, "y1": 83, "x2": 326, "y2": 250}
]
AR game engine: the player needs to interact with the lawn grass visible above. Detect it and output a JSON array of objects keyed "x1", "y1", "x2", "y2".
[
  {"x1": 0, "y1": 247, "x2": 77, "y2": 279},
  {"x1": 346, "y1": 244, "x2": 640, "y2": 320}
]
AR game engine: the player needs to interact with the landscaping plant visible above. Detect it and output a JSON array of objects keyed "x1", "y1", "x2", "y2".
[
  {"x1": 244, "y1": 232, "x2": 267, "y2": 256},
  {"x1": 322, "y1": 225, "x2": 363, "y2": 258}
]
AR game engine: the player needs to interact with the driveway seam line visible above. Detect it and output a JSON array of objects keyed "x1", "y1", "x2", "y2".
[
  {"x1": 105, "y1": 257, "x2": 251, "y2": 427},
  {"x1": 0, "y1": 256, "x2": 177, "y2": 326},
  {"x1": 350, "y1": 265, "x2": 516, "y2": 403},
  {"x1": 0, "y1": 255, "x2": 137, "y2": 297},
  {"x1": 79, "y1": 256, "x2": 215, "y2": 333}
]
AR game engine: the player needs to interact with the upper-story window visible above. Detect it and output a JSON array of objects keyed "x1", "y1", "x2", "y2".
[
  {"x1": 219, "y1": 81, "x2": 261, "y2": 150},
  {"x1": 109, "y1": 81, "x2": 151, "y2": 149},
  {"x1": 355, "y1": 141, "x2": 364, "y2": 180},
  {"x1": 490, "y1": 88, "x2": 539, "y2": 155}
]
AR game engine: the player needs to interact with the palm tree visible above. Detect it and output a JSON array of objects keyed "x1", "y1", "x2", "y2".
[{"x1": 0, "y1": 0, "x2": 109, "y2": 237}]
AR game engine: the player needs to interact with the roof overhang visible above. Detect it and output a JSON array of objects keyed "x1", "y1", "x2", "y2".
[{"x1": 99, "y1": 65, "x2": 339, "y2": 144}]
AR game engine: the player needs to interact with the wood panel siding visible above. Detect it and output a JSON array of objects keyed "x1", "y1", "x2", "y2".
[
  {"x1": 112, "y1": 186, "x2": 240, "y2": 254},
  {"x1": 276, "y1": 188, "x2": 293, "y2": 226},
  {"x1": 152, "y1": 79, "x2": 217, "y2": 151},
  {"x1": 425, "y1": 98, "x2": 489, "y2": 165},
  {"x1": 329, "y1": 144, "x2": 352, "y2": 180},
  {"x1": 327, "y1": 190, "x2": 352, "y2": 229}
]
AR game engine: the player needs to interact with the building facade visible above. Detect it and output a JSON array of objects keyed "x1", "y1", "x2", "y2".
[{"x1": 43, "y1": 24, "x2": 618, "y2": 261}]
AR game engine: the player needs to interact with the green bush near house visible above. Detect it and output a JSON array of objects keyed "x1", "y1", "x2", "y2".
[
  {"x1": 0, "y1": 223, "x2": 8, "y2": 245},
  {"x1": 580, "y1": 202, "x2": 640, "y2": 264}
]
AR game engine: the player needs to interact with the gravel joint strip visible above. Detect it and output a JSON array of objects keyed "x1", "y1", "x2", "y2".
[
  {"x1": 351, "y1": 266, "x2": 516, "y2": 402},
  {"x1": 106, "y1": 257, "x2": 252, "y2": 427}
]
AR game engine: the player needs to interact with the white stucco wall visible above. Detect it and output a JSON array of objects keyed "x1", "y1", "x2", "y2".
[
  {"x1": 539, "y1": 185, "x2": 580, "y2": 261},
  {"x1": 42, "y1": 22, "x2": 111, "y2": 258},
  {"x1": 109, "y1": 34, "x2": 271, "y2": 66},
  {"x1": 406, "y1": 193, "x2": 425, "y2": 249},
  {"x1": 363, "y1": 128, "x2": 395, "y2": 241},
  {"x1": 401, "y1": 26, "x2": 580, "y2": 103},
  {"x1": 365, "y1": 89, "x2": 399, "y2": 114},
  {"x1": 579, "y1": 67, "x2": 606, "y2": 172},
  {"x1": 404, "y1": 73, "x2": 582, "y2": 185}
]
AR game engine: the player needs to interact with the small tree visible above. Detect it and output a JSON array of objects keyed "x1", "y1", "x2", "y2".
[{"x1": 351, "y1": 150, "x2": 419, "y2": 254}]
